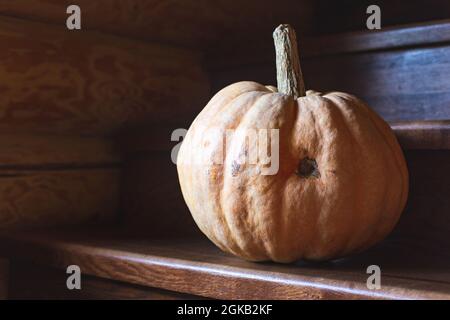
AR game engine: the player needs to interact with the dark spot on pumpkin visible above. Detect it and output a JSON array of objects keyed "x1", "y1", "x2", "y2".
[
  {"x1": 297, "y1": 157, "x2": 320, "y2": 178},
  {"x1": 231, "y1": 161, "x2": 241, "y2": 177}
]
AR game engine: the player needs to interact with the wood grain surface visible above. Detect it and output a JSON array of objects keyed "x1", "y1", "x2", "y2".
[
  {"x1": 0, "y1": 16, "x2": 209, "y2": 135},
  {"x1": 0, "y1": 134, "x2": 120, "y2": 168},
  {"x1": 0, "y1": 169, "x2": 119, "y2": 230},
  {"x1": 311, "y1": 0, "x2": 450, "y2": 35},
  {"x1": 208, "y1": 19, "x2": 450, "y2": 69},
  {"x1": 0, "y1": 0, "x2": 314, "y2": 48},
  {"x1": 1, "y1": 227, "x2": 450, "y2": 300},
  {"x1": 303, "y1": 19, "x2": 450, "y2": 57},
  {"x1": 2, "y1": 0, "x2": 447, "y2": 49},
  {"x1": 211, "y1": 44, "x2": 450, "y2": 122},
  {"x1": 8, "y1": 260, "x2": 203, "y2": 300},
  {"x1": 208, "y1": 21, "x2": 450, "y2": 122},
  {"x1": 302, "y1": 46, "x2": 450, "y2": 122}
]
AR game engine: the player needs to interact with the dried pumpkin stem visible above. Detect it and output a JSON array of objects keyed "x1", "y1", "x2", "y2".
[{"x1": 273, "y1": 24, "x2": 306, "y2": 98}]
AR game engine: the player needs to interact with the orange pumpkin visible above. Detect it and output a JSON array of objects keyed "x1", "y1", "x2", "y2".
[{"x1": 177, "y1": 25, "x2": 408, "y2": 262}]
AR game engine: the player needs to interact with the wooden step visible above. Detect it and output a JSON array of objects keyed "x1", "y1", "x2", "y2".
[
  {"x1": 391, "y1": 120, "x2": 450, "y2": 150},
  {"x1": 1, "y1": 226, "x2": 450, "y2": 300}
]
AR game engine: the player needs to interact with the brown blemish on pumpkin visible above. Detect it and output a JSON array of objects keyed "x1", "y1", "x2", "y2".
[{"x1": 297, "y1": 157, "x2": 320, "y2": 178}]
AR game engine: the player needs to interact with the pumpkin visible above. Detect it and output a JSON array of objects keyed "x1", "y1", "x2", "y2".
[{"x1": 177, "y1": 24, "x2": 408, "y2": 263}]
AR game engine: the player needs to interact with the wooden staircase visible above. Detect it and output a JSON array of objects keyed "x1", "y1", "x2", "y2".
[{"x1": 0, "y1": 1, "x2": 449, "y2": 300}]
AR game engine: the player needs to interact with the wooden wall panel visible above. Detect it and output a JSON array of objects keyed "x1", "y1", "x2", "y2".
[
  {"x1": 2, "y1": 1, "x2": 448, "y2": 49},
  {"x1": 0, "y1": 135, "x2": 120, "y2": 231},
  {"x1": 0, "y1": 169, "x2": 119, "y2": 231},
  {"x1": 385, "y1": 150, "x2": 450, "y2": 256},
  {"x1": 336, "y1": 151, "x2": 450, "y2": 283},
  {"x1": 0, "y1": 5, "x2": 211, "y2": 231},
  {"x1": 311, "y1": 0, "x2": 450, "y2": 35},
  {"x1": 0, "y1": 16, "x2": 209, "y2": 135},
  {"x1": 210, "y1": 44, "x2": 450, "y2": 122},
  {"x1": 207, "y1": 20, "x2": 450, "y2": 123},
  {"x1": 121, "y1": 153, "x2": 201, "y2": 238},
  {"x1": 0, "y1": 0, "x2": 314, "y2": 48},
  {"x1": 208, "y1": 20, "x2": 450, "y2": 70},
  {"x1": 302, "y1": 46, "x2": 450, "y2": 121},
  {"x1": 0, "y1": 135, "x2": 119, "y2": 167},
  {"x1": 0, "y1": 10, "x2": 209, "y2": 231}
]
